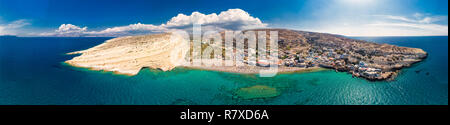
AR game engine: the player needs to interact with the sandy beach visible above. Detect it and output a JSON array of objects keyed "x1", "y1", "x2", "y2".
[{"x1": 183, "y1": 65, "x2": 325, "y2": 74}]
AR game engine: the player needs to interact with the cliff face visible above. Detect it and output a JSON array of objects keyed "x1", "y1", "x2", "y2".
[{"x1": 65, "y1": 33, "x2": 189, "y2": 75}]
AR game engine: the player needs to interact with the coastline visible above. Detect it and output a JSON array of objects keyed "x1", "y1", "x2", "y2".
[
  {"x1": 64, "y1": 61, "x2": 327, "y2": 76},
  {"x1": 61, "y1": 62, "x2": 136, "y2": 77},
  {"x1": 61, "y1": 30, "x2": 428, "y2": 81},
  {"x1": 181, "y1": 66, "x2": 327, "y2": 75}
]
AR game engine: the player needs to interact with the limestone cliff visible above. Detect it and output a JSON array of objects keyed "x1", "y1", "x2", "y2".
[{"x1": 65, "y1": 33, "x2": 189, "y2": 75}]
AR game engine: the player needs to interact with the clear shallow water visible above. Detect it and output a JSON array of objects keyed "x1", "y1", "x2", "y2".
[{"x1": 0, "y1": 36, "x2": 447, "y2": 105}]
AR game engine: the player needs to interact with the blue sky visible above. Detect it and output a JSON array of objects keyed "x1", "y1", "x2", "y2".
[{"x1": 0, "y1": 0, "x2": 448, "y2": 36}]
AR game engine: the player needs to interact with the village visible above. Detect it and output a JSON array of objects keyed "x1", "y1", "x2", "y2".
[
  {"x1": 238, "y1": 45, "x2": 388, "y2": 81},
  {"x1": 276, "y1": 46, "x2": 388, "y2": 81}
]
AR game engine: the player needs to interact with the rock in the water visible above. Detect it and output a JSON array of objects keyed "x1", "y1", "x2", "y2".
[
  {"x1": 171, "y1": 99, "x2": 198, "y2": 105},
  {"x1": 235, "y1": 85, "x2": 280, "y2": 100}
]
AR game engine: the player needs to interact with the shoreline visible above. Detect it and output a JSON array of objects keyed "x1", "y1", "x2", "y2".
[
  {"x1": 63, "y1": 60, "x2": 426, "y2": 82},
  {"x1": 63, "y1": 61, "x2": 327, "y2": 76},
  {"x1": 62, "y1": 62, "x2": 136, "y2": 77},
  {"x1": 61, "y1": 30, "x2": 428, "y2": 81},
  {"x1": 181, "y1": 66, "x2": 327, "y2": 75}
]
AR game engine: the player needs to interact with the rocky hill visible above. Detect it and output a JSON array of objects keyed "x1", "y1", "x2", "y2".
[{"x1": 65, "y1": 33, "x2": 189, "y2": 75}]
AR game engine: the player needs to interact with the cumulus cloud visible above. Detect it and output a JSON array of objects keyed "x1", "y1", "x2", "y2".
[
  {"x1": 41, "y1": 9, "x2": 267, "y2": 37},
  {"x1": 165, "y1": 9, "x2": 267, "y2": 30},
  {"x1": 56, "y1": 24, "x2": 87, "y2": 33},
  {"x1": 40, "y1": 24, "x2": 88, "y2": 37},
  {"x1": 0, "y1": 19, "x2": 30, "y2": 36}
]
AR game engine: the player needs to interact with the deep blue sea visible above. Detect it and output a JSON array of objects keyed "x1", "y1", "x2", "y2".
[{"x1": 0, "y1": 36, "x2": 447, "y2": 105}]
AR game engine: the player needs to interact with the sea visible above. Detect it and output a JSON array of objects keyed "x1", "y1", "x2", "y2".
[{"x1": 0, "y1": 36, "x2": 447, "y2": 105}]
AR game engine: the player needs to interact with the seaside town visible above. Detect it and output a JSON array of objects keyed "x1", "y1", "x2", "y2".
[
  {"x1": 235, "y1": 29, "x2": 428, "y2": 81},
  {"x1": 242, "y1": 45, "x2": 393, "y2": 81},
  {"x1": 278, "y1": 46, "x2": 387, "y2": 81}
]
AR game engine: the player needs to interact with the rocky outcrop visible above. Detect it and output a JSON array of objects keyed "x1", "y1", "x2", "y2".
[{"x1": 65, "y1": 33, "x2": 189, "y2": 75}]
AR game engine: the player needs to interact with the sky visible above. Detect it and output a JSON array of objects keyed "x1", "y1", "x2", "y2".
[{"x1": 0, "y1": 0, "x2": 448, "y2": 37}]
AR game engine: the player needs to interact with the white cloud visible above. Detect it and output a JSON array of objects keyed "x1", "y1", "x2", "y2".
[
  {"x1": 86, "y1": 23, "x2": 167, "y2": 37},
  {"x1": 0, "y1": 27, "x2": 4, "y2": 34},
  {"x1": 165, "y1": 9, "x2": 267, "y2": 30},
  {"x1": 0, "y1": 19, "x2": 30, "y2": 36},
  {"x1": 413, "y1": 13, "x2": 423, "y2": 19},
  {"x1": 6, "y1": 19, "x2": 31, "y2": 29},
  {"x1": 313, "y1": 13, "x2": 448, "y2": 36},
  {"x1": 375, "y1": 14, "x2": 445, "y2": 24},
  {"x1": 40, "y1": 24, "x2": 88, "y2": 37},
  {"x1": 313, "y1": 23, "x2": 448, "y2": 36},
  {"x1": 42, "y1": 9, "x2": 267, "y2": 37},
  {"x1": 369, "y1": 22, "x2": 448, "y2": 32},
  {"x1": 56, "y1": 24, "x2": 87, "y2": 33}
]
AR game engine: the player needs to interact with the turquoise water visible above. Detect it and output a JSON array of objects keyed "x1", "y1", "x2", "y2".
[{"x1": 0, "y1": 36, "x2": 447, "y2": 105}]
